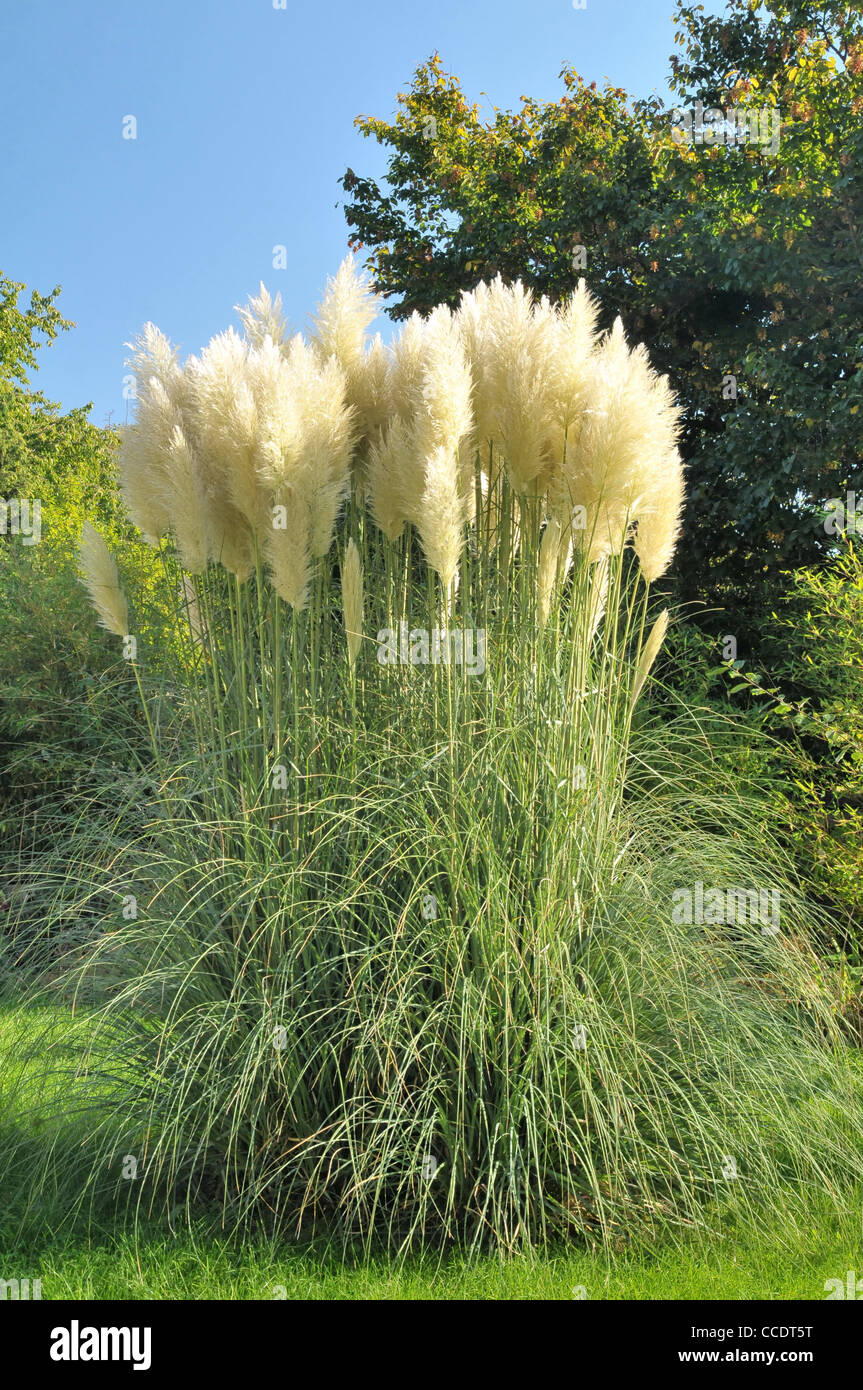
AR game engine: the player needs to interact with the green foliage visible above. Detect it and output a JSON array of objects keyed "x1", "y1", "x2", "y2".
[
  {"x1": 344, "y1": 58, "x2": 662, "y2": 318},
  {"x1": 0, "y1": 272, "x2": 71, "y2": 389},
  {"x1": 0, "y1": 273, "x2": 173, "y2": 879},
  {"x1": 659, "y1": 546, "x2": 863, "y2": 1027},
  {"x1": 759, "y1": 545, "x2": 863, "y2": 953},
  {"x1": 0, "y1": 270, "x2": 87, "y2": 498},
  {"x1": 668, "y1": 0, "x2": 863, "y2": 624},
  {"x1": 0, "y1": 444, "x2": 145, "y2": 836},
  {"x1": 0, "y1": 1004, "x2": 859, "y2": 1298}
]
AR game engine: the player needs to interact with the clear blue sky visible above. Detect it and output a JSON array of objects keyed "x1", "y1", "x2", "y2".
[{"x1": 3, "y1": 0, "x2": 696, "y2": 426}]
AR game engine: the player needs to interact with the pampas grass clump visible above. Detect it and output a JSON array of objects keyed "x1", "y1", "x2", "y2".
[{"x1": 7, "y1": 258, "x2": 861, "y2": 1259}]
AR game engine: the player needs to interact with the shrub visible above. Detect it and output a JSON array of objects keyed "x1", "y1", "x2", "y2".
[
  {"x1": 764, "y1": 543, "x2": 863, "y2": 942},
  {"x1": 0, "y1": 427, "x2": 185, "y2": 975}
]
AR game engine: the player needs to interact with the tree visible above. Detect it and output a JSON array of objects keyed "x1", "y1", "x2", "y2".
[
  {"x1": 0, "y1": 272, "x2": 117, "y2": 503},
  {"x1": 667, "y1": 0, "x2": 863, "y2": 641}
]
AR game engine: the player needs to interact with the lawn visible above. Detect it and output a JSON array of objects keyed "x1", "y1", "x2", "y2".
[{"x1": 2, "y1": 1001, "x2": 860, "y2": 1301}]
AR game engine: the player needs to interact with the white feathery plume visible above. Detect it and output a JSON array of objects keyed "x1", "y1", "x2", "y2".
[
  {"x1": 235, "y1": 283, "x2": 289, "y2": 348},
  {"x1": 634, "y1": 447, "x2": 685, "y2": 582},
  {"x1": 416, "y1": 305, "x2": 473, "y2": 458},
  {"x1": 79, "y1": 522, "x2": 129, "y2": 638},
  {"x1": 119, "y1": 324, "x2": 184, "y2": 542},
  {"x1": 187, "y1": 328, "x2": 267, "y2": 547},
  {"x1": 276, "y1": 335, "x2": 354, "y2": 559},
  {"x1": 251, "y1": 334, "x2": 353, "y2": 595},
  {"x1": 118, "y1": 262, "x2": 685, "y2": 624},
  {"x1": 266, "y1": 484, "x2": 312, "y2": 610},
  {"x1": 367, "y1": 417, "x2": 414, "y2": 542},
  {"x1": 549, "y1": 319, "x2": 658, "y2": 562},
  {"x1": 537, "y1": 517, "x2": 562, "y2": 628},
  {"x1": 374, "y1": 308, "x2": 473, "y2": 546},
  {"x1": 455, "y1": 280, "x2": 494, "y2": 450},
  {"x1": 161, "y1": 423, "x2": 210, "y2": 574},
  {"x1": 417, "y1": 442, "x2": 467, "y2": 594},
  {"x1": 631, "y1": 608, "x2": 670, "y2": 707},
  {"x1": 544, "y1": 279, "x2": 601, "y2": 469},
  {"x1": 341, "y1": 538, "x2": 364, "y2": 674},
  {"x1": 311, "y1": 256, "x2": 378, "y2": 372},
  {"x1": 347, "y1": 332, "x2": 392, "y2": 461},
  {"x1": 390, "y1": 312, "x2": 429, "y2": 426},
  {"x1": 630, "y1": 366, "x2": 685, "y2": 582},
  {"x1": 481, "y1": 278, "x2": 558, "y2": 493},
  {"x1": 410, "y1": 307, "x2": 474, "y2": 587}
]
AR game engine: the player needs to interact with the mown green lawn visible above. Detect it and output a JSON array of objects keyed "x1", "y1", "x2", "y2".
[
  {"x1": 2, "y1": 1228, "x2": 860, "y2": 1301},
  {"x1": 2, "y1": 1002, "x2": 860, "y2": 1300}
]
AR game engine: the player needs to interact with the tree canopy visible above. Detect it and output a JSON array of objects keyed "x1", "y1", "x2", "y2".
[{"x1": 0, "y1": 273, "x2": 117, "y2": 502}]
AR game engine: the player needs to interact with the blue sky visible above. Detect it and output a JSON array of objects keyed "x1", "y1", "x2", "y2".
[{"x1": 3, "y1": 0, "x2": 695, "y2": 425}]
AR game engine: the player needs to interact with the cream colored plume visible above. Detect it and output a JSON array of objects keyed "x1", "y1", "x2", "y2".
[
  {"x1": 236, "y1": 283, "x2": 289, "y2": 348},
  {"x1": 79, "y1": 522, "x2": 129, "y2": 638},
  {"x1": 537, "y1": 517, "x2": 561, "y2": 628},
  {"x1": 119, "y1": 261, "x2": 685, "y2": 614},
  {"x1": 123, "y1": 327, "x2": 218, "y2": 574},
  {"x1": 367, "y1": 417, "x2": 414, "y2": 542},
  {"x1": 478, "y1": 278, "x2": 558, "y2": 493},
  {"x1": 201, "y1": 501, "x2": 254, "y2": 582},
  {"x1": 416, "y1": 306, "x2": 473, "y2": 459},
  {"x1": 392, "y1": 307, "x2": 474, "y2": 583},
  {"x1": 349, "y1": 332, "x2": 393, "y2": 456},
  {"x1": 192, "y1": 326, "x2": 351, "y2": 575},
  {"x1": 455, "y1": 280, "x2": 495, "y2": 450},
  {"x1": 631, "y1": 608, "x2": 670, "y2": 707},
  {"x1": 311, "y1": 256, "x2": 378, "y2": 372},
  {"x1": 630, "y1": 365, "x2": 685, "y2": 582},
  {"x1": 549, "y1": 319, "x2": 668, "y2": 563},
  {"x1": 341, "y1": 538, "x2": 364, "y2": 674},
  {"x1": 264, "y1": 335, "x2": 354, "y2": 559},
  {"x1": 266, "y1": 485, "x2": 312, "y2": 611},
  {"x1": 119, "y1": 324, "x2": 185, "y2": 543},
  {"x1": 417, "y1": 443, "x2": 467, "y2": 595},
  {"x1": 389, "y1": 312, "x2": 429, "y2": 426},
  {"x1": 369, "y1": 307, "x2": 474, "y2": 556},
  {"x1": 162, "y1": 424, "x2": 210, "y2": 573},
  {"x1": 634, "y1": 448, "x2": 685, "y2": 582},
  {"x1": 186, "y1": 327, "x2": 266, "y2": 539},
  {"x1": 177, "y1": 341, "x2": 254, "y2": 579},
  {"x1": 544, "y1": 279, "x2": 601, "y2": 466}
]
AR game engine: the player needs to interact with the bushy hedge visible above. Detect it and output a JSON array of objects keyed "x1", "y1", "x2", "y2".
[{"x1": 661, "y1": 543, "x2": 863, "y2": 1029}]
